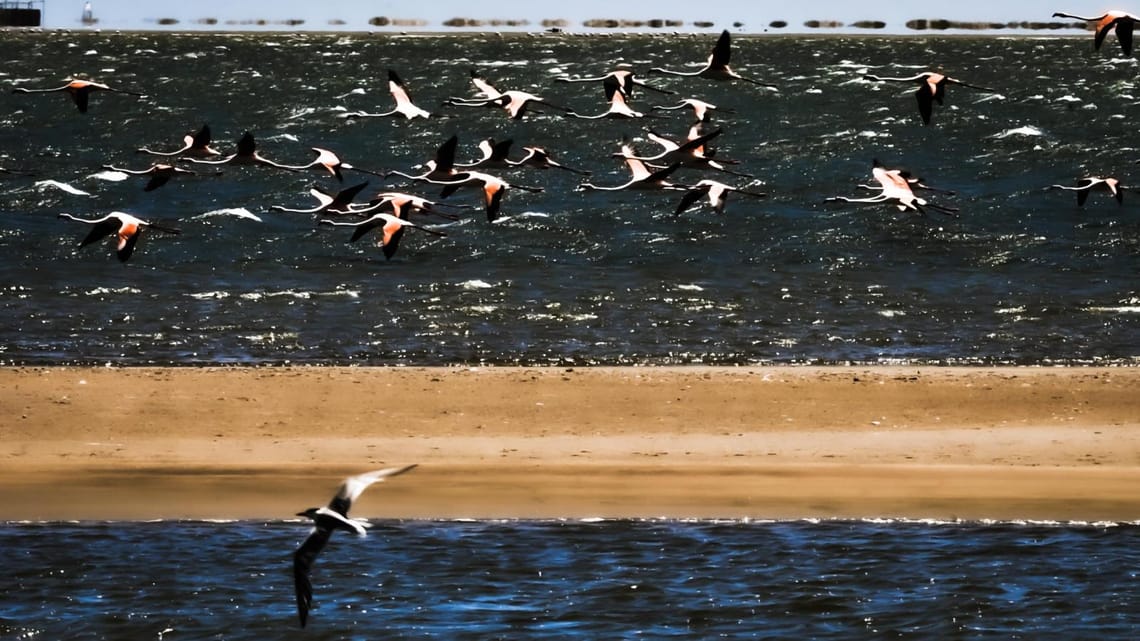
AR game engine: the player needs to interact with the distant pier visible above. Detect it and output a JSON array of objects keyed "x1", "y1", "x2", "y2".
[{"x1": 0, "y1": 0, "x2": 43, "y2": 26}]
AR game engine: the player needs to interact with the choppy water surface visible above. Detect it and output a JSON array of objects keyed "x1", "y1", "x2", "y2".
[
  {"x1": 1, "y1": 32, "x2": 1139, "y2": 365},
  {"x1": 3, "y1": 519, "x2": 1138, "y2": 639}
]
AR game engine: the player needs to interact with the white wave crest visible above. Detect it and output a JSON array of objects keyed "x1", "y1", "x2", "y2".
[
  {"x1": 194, "y1": 207, "x2": 263, "y2": 222},
  {"x1": 90, "y1": 170, "x2": 130, "y2": 182},
  {"x1": 35, "y1": 180, "x2": 91, "y2": 196},
  {"x1": 460, "y1": 279, "x2": 494, "y2": 289},
  {"x1": 991, "y1": 125, "x2": 1045, "y2": 139}
]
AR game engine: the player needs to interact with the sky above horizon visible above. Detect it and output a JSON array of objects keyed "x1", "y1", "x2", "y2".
[{"x1": 42, "y1": 1, "x2": 1109, "y2": 32}]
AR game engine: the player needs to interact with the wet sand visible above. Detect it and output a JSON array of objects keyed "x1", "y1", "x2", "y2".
[{"x1": 2, "y1": 366, "x2": 1138, "y2": 521}]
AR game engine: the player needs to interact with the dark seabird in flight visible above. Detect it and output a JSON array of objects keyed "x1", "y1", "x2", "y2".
[{"x1": 293, "y1": 464, "x2": 417, "y2": 627}]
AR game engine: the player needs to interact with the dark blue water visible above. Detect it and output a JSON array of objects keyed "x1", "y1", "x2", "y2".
[
  {"x1": 1, "y1": 32, "x2": 1138, "y2": 365},
  {"x1": 3, "y1": 519, "x2": 1138, "y2": 639}
]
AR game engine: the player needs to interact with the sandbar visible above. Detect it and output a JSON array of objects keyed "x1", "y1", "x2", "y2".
[{"x1": 2, "y1": 366, "x2": 1137, "y2": 522}]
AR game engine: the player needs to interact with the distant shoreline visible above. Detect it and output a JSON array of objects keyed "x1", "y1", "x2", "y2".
[
  {"x1": 0, "y1": 27, "x2": 1107, "y2": 40},
  {"x1": 9, "y1": 15, "x2": 1096, "y2": 37}
]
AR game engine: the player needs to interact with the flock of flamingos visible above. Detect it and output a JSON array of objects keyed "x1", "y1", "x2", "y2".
[{"x1": 5, "y1": 9, "x2": 1137, "y2": 268}]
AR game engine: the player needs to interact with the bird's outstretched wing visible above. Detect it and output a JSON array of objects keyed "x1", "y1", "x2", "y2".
[
  {"x1": 143, "y1": 173, "x2": 171, "y2": 192},
  {"x1": 191, "y1": 124, "x2": 212, "y2": 149},
  {"x1": 332, "y1": 181, "x2": 371, "y2": 209},
  {"x1": 1116, "y1": 18, "x2": 1135, "y2": 56},
  {"x1": 293, "y1": 526, "x2": 333, "y2": 628},
  {"x1": 116, "y1": 230, "x2": 141, "y2": 262},
  {"x1": 434, "y1": 136, "x2": 459, "y2": 174},
  {"x1": 78, "y1": 218, "x2": 120, "y2": 248},
  {"x1": 348, "y1": 217, "x2": 385, "y2": 243},
  {"x1": 675, "y1": 185, "x2": 710, "y2": 215},
  {"x1": 710, "y1": 30, "x2": 732, "y2": 67},
  {"x1": 915, "y1": 85, "x2": 935, "y2": 126},
  {"x1": 236, "y1": 132, "x2": 257, "y2": 157},
  {"x1": 646, "y1": 162, "x2": 682, "y2": 184},
  {"x1": 328, "y1": 464, "x2": 418, "y2": 516},
  {"x1": 73, "y1": 87, "x2": 91, "y2": 113}
]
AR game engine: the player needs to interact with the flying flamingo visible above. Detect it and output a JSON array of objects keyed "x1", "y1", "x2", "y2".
[
  {"x1": 509, "y1": 146, "x2": 590, "y2": 175},
  {"x1": 357, "y1": 192, "x2": 469, "y2": 220},
  {"x1": 181, "y1": 132, "x2": 292, "y2": 168},
  {"x1": 137, "y1": 124, "x2": 220, "y2": 158},
  {"x1": 385, "y1": 134, "x2": 461, "y2": 184},
  {"x1": 456, "y1": 139, "x2": 589, "y2": 175},
  {"x1": 865, "y1": 160, "x2": 958, "y2": 214},
  {"x1": 58, "y1": 211, "x2": 180, "y2": 261},
  {"x1": 446, "y1": 72, "x2": 505, "y2": 107},
  {"x1": 456, "y1": 138, "x2": 516, "y2": 169},
  {"x1": 565, "y1": 76, "x2": 660, "y2": 119},
  {"x1": 1052, "y1": 10, "x2": 1139, "y2": 55},
  {"x1": 577, "y1": 141, "x2": 688, "y2": 192},
  {"x1": 340, "y1": 69, "x2": 432, "y2": 120},
  {"x1": 319, "y1": 212, "x2": 446, "y2": 260},
  {"x1": 863, "y1": 71, "x2": 996, "y2": 126},
  {"x1": 555, "y1": 64, "x2": 675, "y2": 98},
  {"x1": 450, "y1": 90, "x2": 571, "y2": 119},
  {"x1": 436, "y1": 170, "x2": 544, "y2": 222},
  {"x1": 615, "y1": 127, "x2": 751, "y2": 177},
  {"x1": 675, "y1": 179, "x2": 766, "y2": 215},
  {"x1": 270, "y1": 181, "x2": 373, "y2": 214},
  {"x1": 100, "y1": 163, "x2": 197, "y2": 191},
  {"x1": 650, "y1": 97, "x2": 733, "y2": 122},
  {"x1": 648, "y1": 30, "x2": 777, "y2": 88},
  {"x1": 12, "y1": 78, "x2": 143, "y2": 113},
  {"x1": 1049, "y1": 177, "x2": 1125, "y2": 205},
  {"x1": 272, "y1": 147, "x2": 386, "y2": 182},
  {"x1": 856, "y1": 160, "x2": 955, "y2": 196},
  {"x1": 465, "y1": 69, "x2": 504, "y2": 100},
  {"x1": 826, "y1": 160, "x2": 959, "y2": 216},
  {"x1": 445, "y1": 72, "x2": 570, "y2": 119}
]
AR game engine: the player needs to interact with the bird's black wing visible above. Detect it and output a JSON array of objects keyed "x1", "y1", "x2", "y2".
[
  {"x1": 486, "y1": 185, "x2": 505, "y2": 222},
  {"x1": 675, "y1": 186, "x2": 708, "y2": 215},
  {"x1": 348, "y1": 219, "x2": 383, "y2": 244},
  {"x1": 438, "y1": 176, "x2": 468, "y2": 201},
  {"x1": 489, "y1": 139, "x2": 514, "y2": 162},
  {"x1": 1094, "y1": 20, "x2": 1115, "y2": 51},
  {"x1": 931, "y1": 79, "x2": 947, "y2": 105},
  {"x1": 711, "y1": 30, "x2": 732, "y2": 67},
  {"x1": 117, "y1": 230, "x2": 140, "y2": 262},
  {"x1": 331, "y1": 181, "x2": 370, "y2": 208},
  {"x1": 236, "y1": 132, "x2": 256, "y2": 157},
  {"x1": 73, "y1": 87, "x2": 91, "y2": 114},
  {"x1": 435, "y1": 135, "x2": 459, "y2": 173},
  {"x1": 78, "y1": 218, "x2": 120, "y2": 248},
  {"x1": 647, "y1": 162, "x2": 682, "y2": 183},
  {"x1": 191, "y1": 124, "x2": 212, "y2": 148},
  {"x1": 915, "y1": 84, "x2": 935, "y2": 126},
  {"x1": 603, "y1": 75, "x2": 623, "y2": 102},
  {"x1": 293, "y1": 527, "x2": 333, "y2": 628},
  {"x1": 143, "y1": 173, "x2": 171, "y2": 192},
  {"x1": 1117, "y1": 18, "x2": 1135, "y2": 56},
  {"x1": 677, "y1": 128, "x2": 723, "y2": 154},
  {"x1": 382, "y1": 226, "x2": 404, "y2": 260}
]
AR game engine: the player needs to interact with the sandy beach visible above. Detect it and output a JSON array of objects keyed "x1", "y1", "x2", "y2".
[{"x1": 2, "y1": 366, "x2": 1138, "y2": 522}]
